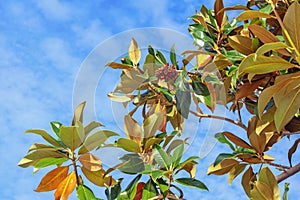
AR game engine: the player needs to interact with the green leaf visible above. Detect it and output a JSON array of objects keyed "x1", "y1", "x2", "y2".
[
  {"x1": 122, "y1": 175, "x2": 142, "y2": 198},
  {"x1": 171, "y1": 143, "x2": 184, "y2": 167},
  {"x1": 50, "y1": 121, "x2": 62, "y2": 137},
  {"x1": 152, "y1": 145, "x2": 172, "y2": 169},
  {"x1": 78, "y1": 130, "x2": 119, "y2": 154},
  {"x1": 77, "y1": 185, "x2": 101, "y2": 200},
  {"x1": 34, "y1": 157, "x2": 69, "y2": 169},
  {"x1": 215, "y1": 132, "x2": 235, "y2": 150},
  {"x1": 116, "y1": 138, "x2": 141, "y2": 153},
  {"x1": 142, "y1": 179, "x2": 157, "y2": 200},
  {"x1": 257, "y1": 167, "x2": 280, "y2": 199},
  {"x1": 192, "y1": 79, "x2": 210, "y2": 96},
  {"x1": 18, "y1": 149, "x2": 67, "y2": 168},
  {"x1": 60, "y1": 122, "x2": 85, "y2": 151},
  {"x1": 170, "y1": 44, "x2": 177, "y2": 67},
  {"x1": 144, "y1": 138, "x2": 163, "y2": 152},
  {"x1": 110, "y1": 181, "x2": 122, "y2": 200},
  {"x1": 118, "y1": 154, "x2": 145, "y2": 174},
  {"x1": 148, "y1": 45, "x2": 155, "y2": 56},
  {"x1": 155, "y1": 50, "x2": 167, "y2": 65},
  {"x1": 84, "y1": 121, "x2": 104, "y2": 138},
  {"x1": 175, "y1": 178, "x2": 208, "y2": 191},
  {"x1": 213, "y1": 153, "x2": 235, "y2": 166},
  {"x1": 24, "y1": 129, "x2": 62, "y2": 147},
  {"x1": 175, "y1": 86, "x2": 191, "y2": 119}
]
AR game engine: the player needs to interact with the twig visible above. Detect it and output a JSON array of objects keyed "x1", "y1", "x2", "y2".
[
  {"x1": 264, "y1": 161, "x2": 291, "y2": 170},
  {"x1": 276, "y1": 163, "x2": 300, "y2": 183},
  {"x1": 236, "y1": 101, "x2": 242, "y2": 123},
  {"x1": 282, "y1": 131, "x2": 300, "y2": 137},
  {"x1": 190, "y1": 110, "x2": 248, "y2": 131}
]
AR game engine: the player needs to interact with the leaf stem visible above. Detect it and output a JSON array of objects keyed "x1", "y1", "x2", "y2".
[
  {"x1": 276, "y1": 162, "x2": 300, "y2": 183},
  {"x1": 71, "y1": 153, "x2": 80, "y2": 186},
  {"x1": 190, "y1": 110, "x2": 248, "y2": 131}
]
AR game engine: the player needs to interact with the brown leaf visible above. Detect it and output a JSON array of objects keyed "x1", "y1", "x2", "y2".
[
  {"x1": 235, "y1": 79, "x2": 263, "y2": 102},
  {"x1": 222, "y1": 131, "x2": 253, "y2": 149},
  {"x1": 228, "y1": 35, "x2": 253, "y2": 55},
  {"x1": 133, "y1": 182, "x2": 145, "y2": 200},
  {"x1": 35, "y1": 166, "x2": 69, "y2": 192},
  {"x1": 242, "y1": 166, "x2": 256, "y2": 197},
  {"x1": 106, "y1": 62, "x2": 132, "y2": 70},
  {"x1": 237, "y1": 10, "x2": 274, "y2": 21},
  {"x1": 81, "y1": 167, "x2": 106, "y2": 186},
  {"x1": 214, "y1": 0, "x2": 224, "y2": 28},
  {"x1": 124, "y1": 115, "x2": 142, "y2": 145},
  {"x1": 288, "y1": 138, "x2": 300, "y2": 167},
  {"x1": 54, "y1": 171, "x2": 77, "y2": 200},
  {"x1": 78, "y1": 153, "x2": 102, "y2": 171}
]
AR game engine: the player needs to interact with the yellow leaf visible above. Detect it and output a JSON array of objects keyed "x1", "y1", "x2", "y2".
[
  {"x1": 257, "y1": 167, "x2": 280, "y2": 200},
  {"x1": 54, "y1": 171, "x2": 77, "y2": 200},
  {"x1": 228, "y1": 164, "x2": 247, "y2": 185},
  {"x1": 237, "y1": 10, "x2": 274, "y2": 20},
  {"x1": 274, "y1": 88, "x2": 300, "y2": 131},
  {"x1": 72, "y1": 102, "x2": 86, "y2": 125},
  {"x1": 60, "y1": 123, "x2": 84, "y2": 151},
  {"x1": 78, "y1": 153, "x2": 102, "y2": 171},
  {"x1": 143, "y1": 113, "x2": 164, "y2": 139},
  {"x1": 128, "y1": 38, "x2": 141, "y2": 66},
  {"x1": 283, "y1": 2, "x2": 300, "y2": 52},
  {"x1": 207, "y1": 158, "x2": 239, "y2": 175},
  {"x1": 251, "y1": 181, "x2": 272, "y2": 200},
  {"x1": 35, "y1": 166, "x2": 69, "y2": 192}
]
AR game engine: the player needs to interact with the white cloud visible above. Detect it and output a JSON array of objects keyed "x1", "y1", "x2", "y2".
[{"x1": 35, "y1": 0, "x2": 73, "y2": 21}]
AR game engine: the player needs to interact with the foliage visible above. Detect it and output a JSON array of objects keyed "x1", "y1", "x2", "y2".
[{"x1": 19, "y1": 0, "x2": 300, "y2": 199}]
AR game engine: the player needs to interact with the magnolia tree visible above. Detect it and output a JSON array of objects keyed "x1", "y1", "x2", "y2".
[{"x1": 19, "y1": 0, "x2": 300, "y2": 199}]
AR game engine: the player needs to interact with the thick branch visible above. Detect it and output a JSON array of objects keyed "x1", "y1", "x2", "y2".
[
  {"x1": 276, "y1": 163, "x2": 300, "y2": 183},
  {"x1": 190, "y1": 110, "x2": 247, "y2": 131}
]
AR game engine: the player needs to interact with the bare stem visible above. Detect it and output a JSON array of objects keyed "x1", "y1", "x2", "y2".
[
  {"x1": 236, "y1": 101, "x2": 243, "y2": 123},
  {"x1": 264, "y1": 161, "x2": 291, "y2": 170},
  {"x1": 282, "y1": 131, "x2": 300, "y2": 137},
  {"x1": 190, "y1": 110, "x2": 248, "y2": 131},
  {"x1": 71, "y1": 154, "x2": 80, "y2": 186},
  {"x1": 276, "y1": 162, "x2": 300, "y2": 183}
]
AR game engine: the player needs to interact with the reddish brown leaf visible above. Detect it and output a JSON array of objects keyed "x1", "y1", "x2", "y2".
[
  {"x1": 214, "y1": 0, "x2": 224, "y2": 28},
  {"x1": 222, "y1": 131, "x2": 253, "y2": 149},
  {"x1": 288, "y1": 138, "x2": 300, "y2": 167},
  {"x1": 235, "y1": 80, "x2": 263, "y2": 102},
  {"x1": 35, "y1": 166, "x2": 69, "y2": 192},
  {"x1": 54, "y1": 171, "x2": 77, "y2": 200},
  {"x1": 133, "y1": 182, "x2": 145, "y2": 200}
]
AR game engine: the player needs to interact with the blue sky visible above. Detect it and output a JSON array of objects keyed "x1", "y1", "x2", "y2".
[{"x1": 1, "y1": 0, "x2": 299, "y2": 199}]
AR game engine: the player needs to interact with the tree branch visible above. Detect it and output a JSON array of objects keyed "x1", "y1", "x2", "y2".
[
  {"x1": 282, "y1": 131, "x2": 300, "y2": 137},
  {"x1": 190, "y1": 110, "x2": 248, "y2": 131},
  {"x1": 276, "y1": 163, "x2": 300, "y2": 183}
]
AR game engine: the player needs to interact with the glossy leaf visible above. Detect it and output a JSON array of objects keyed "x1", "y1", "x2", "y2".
[
  {"x1": 34, "y1": 157, "x2": 69, "y2": 169},
  {"x1": 123, "y1": 175, "x2": 142, "y2": 199},
  {"x1": 228, "y1": 164, "x2": 246, "y2": 185},
  {"x1": 152, "y1": 144, "x2": 172, "y2": 169},
  {"x1": 283, "y1": 2, "x2": 300, "y2": 51},
  {"x1": 106, "y1": 62, "x2": 132, "y2": 70},
  {"x1": 76, "y1": 185, "x2": 100, "y2": 200},
  {"x1": 72, "y1": 102, "x2": 86, "y2": 126},
  {"x1": 124, "y1": 115, "x2": 142, "y2": 145},
  {"x1": 238, "y1": 54, "x2": 295, "y2": 80},
  {"x1": 116, "y1": 138, "x2": 141, "y2": 153},
  {"x1": 241, "y1": 166, "x2": 256, "y2": 197},
  {"x1": 207, "y1": 158, "x2": 239, "y2": 175},
  {"x1": 24, "y1": 129, "x2": 62, "y2": 147},
  {"x1": 143, "y1": 138, "x2": 163, "y2": 152},
  {"x1": 143, "y1": 113, "x2": 163, "y2": 139},
  {"x1": 237, "y1": 10, "x2": 273, "y2": 20},
  {"x1": 54, "y1": 171, "x2": 77, "y2": 200},
  {"x1": 255, "y1": 42, "x2": 289, "y2": 58},
  {"x1": 222, "y1": 131, "x2": 253, "y2": 149},
  {"x1": 60, "y1": 123, "x2": 84, "y2": 151},
  {"x1": 175, "y1": 88, "x2": 191, "y2": 119},
  {"x1": 78, "y1": 130, "x2": 119, "y2": 154},
  {"x1": 214, "y1": 0, "x2": 224, "y2": 28},
  {"x1": 79, "y1": 153, "x2": 102, "y2": 171},
  {"x1": 213, "y1": 153, "x2": 235, "y2": 166},
  {"x1": 118, "y1": 154, "x2": 145, "y2": 174},
  {"x1": 155, "y1": 50, "x2": 167, "y2": 65},
  {"x1": 215, "y1": 133, "x2": 235, "y2": 150},
  {"x1": 81, "y1": 167, "x2": 106, "y2": 187},
  {"x1": 170, "y1": 44, "x2": 177, "y2": 67},
  {"x1": 228, "y1": 35, "x2": 253, "y2": 55},
  {"x1": 175, "y1": 178, "x2": 208, "y2": 191},
  {"x1": 35, "y1": 166, "x2": 69, "y2": 192},
  {"x1": 258, "y1": 167, "x2": 280, "y2": 199},
  {"x1": 128, "y1": 38, "x2": 141, "y2": 66},
  {"x1": 50, "y1": 122, "x2": 62, "y2": 137},
  {"x1": 107, "y1": 93, "x2": 135, "y2": 103},
  {"x1": 171, "y1": 143, "x2": 184, "y2": 167},
  {"x1": 142, "y1": 179, "x2": 157, "y2": 200}
]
